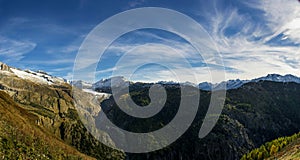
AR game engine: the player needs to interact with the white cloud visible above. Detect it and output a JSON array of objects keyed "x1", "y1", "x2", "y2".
[
  {"x1": 193, "y1": 0, "x2": 300, "y2": 82},
  {"x1": 0, "y1": 36, "x2": 36, "y2": 62},
  {"x1": 24, "y1": 58, "x2": 75, "y2": 65},
  {"x1": 127, "y1": 0, "x2": 146, "y2": 8},
  {"x1": 250, "y1": 0, "x2": 300, "y2": 43},
  {"x1": 47, "y1": 44, "x2": 79, "y2": 54},
  {"x1": 96, "y1": 67, "x2": 117, "y2": 74},
  {"x1": 106, "y1": 43, "x2": 213, "y2": 83},
  {"x1": 74, "y1": 3, "x2": 300, "y2": 83},
  {"x1": 63, "y1": 72, "x2": 74, "y2": 81}
]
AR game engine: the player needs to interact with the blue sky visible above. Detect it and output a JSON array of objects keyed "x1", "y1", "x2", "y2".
[{"x1": 0, "y1": 0, "x2": 300, "y2": 83}]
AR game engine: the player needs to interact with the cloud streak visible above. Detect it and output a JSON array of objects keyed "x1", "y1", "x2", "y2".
[
  {"x1": 250, "y1": 0, "x2": 300, "y2": 43},
  {"x1": 0, "y1": 36, "x2": 36, "y2": 62},
  {"x1": 192, "y1": 0, "x2": 300, "y2": 81},
  {"x1": 2, "y1": 1, "x2": 299, "y2": 83}
]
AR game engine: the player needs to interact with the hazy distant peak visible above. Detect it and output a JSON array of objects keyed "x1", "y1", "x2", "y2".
[{"x1": 199, "y1": 74, "x2": 300, "y2": 91}]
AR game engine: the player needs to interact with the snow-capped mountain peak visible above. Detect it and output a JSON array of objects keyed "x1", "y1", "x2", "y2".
[
  {"x1": 92, "y1": 76, "x2": 129, "y2": 89},
  {"x1": 198, "y1": 74, "x2": 300, "y2": 91},
  {"x1": 253, "y1": 74, "x2": 300, "y2": 83},
  {"x1": 71, "y1": 80, "x2": 93, "y2": 89},
  {"x1": 0, "y1": 62, "x2": 66, "y2": 85}
]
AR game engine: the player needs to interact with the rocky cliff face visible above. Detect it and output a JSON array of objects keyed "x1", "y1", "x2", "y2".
[
  {"x1": 0, "y1": 62, "x2": 124, "y2": 159},
  {"x1": 0, "y1": 90, "x2": 96, "y2": 159},
  {"x1": 0, "y1": 62, "x2": 11, "y2": 72}
]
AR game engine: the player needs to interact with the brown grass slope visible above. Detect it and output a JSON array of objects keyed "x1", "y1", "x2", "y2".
[
  {"x1": 0, "y1": 91, "x2": 95, "y2": 160},
  {"x1": 268, "y1": 137, "x2": 300, "y2": 160}
]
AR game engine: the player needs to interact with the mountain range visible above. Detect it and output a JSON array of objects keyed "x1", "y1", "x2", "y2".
[
  {"x1": 71, "y1": 72, "x2": 300, "y2": 92},
  {"x1": 198, "y1": 74, "x2": 300, "y2": 91},
  {"x1": 0, "y1": 61, "x2": 300, "y2": 160}
]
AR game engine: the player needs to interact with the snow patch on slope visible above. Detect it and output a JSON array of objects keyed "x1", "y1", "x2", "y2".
[
  {"x1": 10, "y1": 68, "x2": 64, "y2": 85},
  {"x1": 82, "y1": 89, "x2": 111, "y2": 99}
]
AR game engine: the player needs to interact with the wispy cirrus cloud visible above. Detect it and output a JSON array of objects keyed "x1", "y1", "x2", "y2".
[
  {"x1": 248, "y1": 0, "x2": 300, "y2": 44},
  {"x1": 46, "y1": 43, "x2": 81, "y2": 54},
  {"x1": 91, "y1": 29, "x2": 216, "y2": 83},
  {"x1": 191, "y1": 0, "x2": 300, "y2": 81},
  {"x1": 127, "y1": 0, "x2": 146, "y2": 8},
  {"x1": 2, "y1": 1, "x2": 299, "y2": 83},
  {"x1": 23, "y1": 58, "x2": 75, "y2": 65},
  {"x1": 0, "y1": 36, "x2": 36, "y2": 62},
  {"x1": 104, "y1": 0, "x2": 300, "y2": 82}
]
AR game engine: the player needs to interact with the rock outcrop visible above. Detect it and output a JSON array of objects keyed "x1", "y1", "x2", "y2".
[
  {"x1": 0, "y1": 62, "x2": 11, "y2": 72},
  {"x1": 0, "y1": 64, "x2": 125, "y2": 159}
]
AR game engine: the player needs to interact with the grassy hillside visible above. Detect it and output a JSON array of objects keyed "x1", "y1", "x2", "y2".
[
  {"x1": 269, "y1": 136, "x2": 300, "y2": 160},
  {"x1": 0, "y1": 91, "x2": 95, "y2": 159},
  {"x1": 241, "y1": 132, "x2": 300, "y2": 160}
]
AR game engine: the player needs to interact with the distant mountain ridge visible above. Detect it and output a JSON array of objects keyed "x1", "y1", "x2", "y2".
[
  {"x1": 72, "y1": 73, "x2": 300, "y2": 92},
  {"x1": 2, "y1": 61, "x2": 299, "y2": 92},
  {"x1": 70, "y1": 80, "x2": 93, "y2": 89},
  {"x1": 92, "y1": 76, "x2": 129, "y2": 89},
  {"x1": 198, "y1": 74, "x2": 300, "y2": 91}
]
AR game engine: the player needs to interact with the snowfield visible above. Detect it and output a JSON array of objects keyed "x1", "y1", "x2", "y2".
[
  {"x1": 82, "y1": 89, "x2": 111, "y2": 99},
  {"x1": 10, "y1": 68, "x2": 65, "y2": 85}
]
